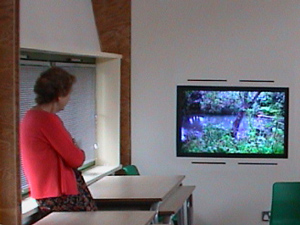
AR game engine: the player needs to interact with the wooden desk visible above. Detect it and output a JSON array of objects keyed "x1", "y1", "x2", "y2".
[
  {"x1": 33, "y1": 211, "x2": 156, "y2": 225},
  {"x1": 159, "y1": 185, "x2": 195, "y2": 225},
  {"x1": 89, "y1": 175, "x2": 185, "y2": 210}
]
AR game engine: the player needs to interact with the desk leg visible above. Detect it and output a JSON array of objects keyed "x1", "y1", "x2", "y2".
[
  {"x1": 177, "y1": 206, "x2": 185, "y2": 225},
  {"x1": 150, "y1": 202, "x2": 161, "y2": 224},
  {"x1": 162, "y1": 215, "x2": 173, "y2": 224},
  {"x1": 186, "y1": 194, "x2": 193, "y2": 225}
]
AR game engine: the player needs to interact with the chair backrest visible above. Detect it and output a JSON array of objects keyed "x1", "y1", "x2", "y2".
[
  {"x1": 270, "y1": 182, "x2": 300, "y2": 225},
  {"x1": 122, "y1": 165, "x2": 140, "y2": 175}
]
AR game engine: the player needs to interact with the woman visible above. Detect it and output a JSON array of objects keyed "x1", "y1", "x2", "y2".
[{"x1": 20, "y1": 67, "x2": 97, "y2": 213}]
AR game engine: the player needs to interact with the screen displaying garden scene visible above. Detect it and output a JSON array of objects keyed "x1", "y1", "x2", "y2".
[{"x1": 176, "y1": 86, "x2": 289, "y2": 158}]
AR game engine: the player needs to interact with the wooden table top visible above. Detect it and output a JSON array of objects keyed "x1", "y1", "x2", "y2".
[
  {"x1": 89, "y1": 175, "x2": 185, "y2": 203},
  {"x1": 33, "y1": 211, "x2": 156, "y2": 225}
]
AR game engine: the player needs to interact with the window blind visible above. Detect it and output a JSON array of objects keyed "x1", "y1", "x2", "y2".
[{"x1": 19, "y1": 61, "x2": 97, "y2": 192}]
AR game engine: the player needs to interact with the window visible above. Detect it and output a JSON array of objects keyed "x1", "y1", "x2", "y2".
[{"x1": 19, "y1": 59, "x2": 97, "y2": 194}]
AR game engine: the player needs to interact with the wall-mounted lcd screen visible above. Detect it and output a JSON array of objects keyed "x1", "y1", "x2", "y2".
[{"x1": 176, "y1": 85, "x2": 289, "y2": 158}]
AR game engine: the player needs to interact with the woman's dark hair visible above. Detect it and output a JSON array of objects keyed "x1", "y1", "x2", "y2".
[{"x1": 34, "y1": 67, "x2": 76, "y2": 104}]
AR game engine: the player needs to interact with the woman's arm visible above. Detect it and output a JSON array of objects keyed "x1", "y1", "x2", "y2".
[{"x1": 41, "y1": 114, "x2": 85, "y2": 168}]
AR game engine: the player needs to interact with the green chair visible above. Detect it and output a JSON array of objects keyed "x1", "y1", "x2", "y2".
[
  {"x1": 122, "y1": 165, "x2": 140, "y2": 175},
  {"x1": 270, "y1": 182, "x2": 300, "y2": 225}
]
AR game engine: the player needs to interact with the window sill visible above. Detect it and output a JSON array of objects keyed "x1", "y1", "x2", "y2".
[
  {"x1": 82, "y1": 165, "x2": 122, "y2": 186},
  {"x1": 21, "y1": 165, "x2": 122, "y2": 218}
]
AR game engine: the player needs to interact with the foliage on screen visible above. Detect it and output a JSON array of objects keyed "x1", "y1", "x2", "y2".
[{"x1": 176, "y1": 86, "x2": 289, "y2": 158}]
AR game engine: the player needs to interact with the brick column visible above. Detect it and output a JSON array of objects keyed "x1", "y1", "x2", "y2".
[{"x1": 0, "y1": 0, "x2": 21, "y2": 225}]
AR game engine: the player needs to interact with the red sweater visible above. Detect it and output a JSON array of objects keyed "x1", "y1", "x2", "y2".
[{"x1": 20, "y1": 109, "x2": 85, "y2": 199}]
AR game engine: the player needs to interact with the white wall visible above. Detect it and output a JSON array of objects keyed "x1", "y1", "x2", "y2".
[
  {"x1": 20, "y1": 0, "x2": 101, "y2": 55},
  {"x1": 131, "y1": 1, "x2": 300, "y2": 225}
]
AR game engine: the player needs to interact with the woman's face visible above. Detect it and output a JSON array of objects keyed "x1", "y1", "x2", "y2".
[{"x1": 58, "y1": 92, "x2": 71, "y2": 111}]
